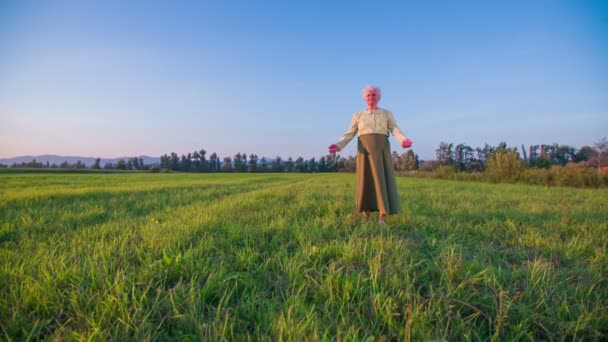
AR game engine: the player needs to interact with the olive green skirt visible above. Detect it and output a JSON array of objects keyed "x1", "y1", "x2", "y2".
[{"x1": 356, "y1": 134, "x2": 401, "y2": 214}]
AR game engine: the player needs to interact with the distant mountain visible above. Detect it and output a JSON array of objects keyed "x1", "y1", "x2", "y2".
[{"x1": 0, "y1": 155, "x2": 160, "y2": 167}]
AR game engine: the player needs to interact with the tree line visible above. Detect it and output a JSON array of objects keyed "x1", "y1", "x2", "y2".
[
  {"x1": 3, "y1": 138, "x2": 606, "y2": 178},
  {"x1": 157, "y1": 151, "x2": 357, "y2": 173},
  {"x1": 418, "y1": 140, "x2": 606, "y2": 172}
]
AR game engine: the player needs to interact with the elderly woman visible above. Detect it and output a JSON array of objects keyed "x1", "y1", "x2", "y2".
[{"x1": 329, "y1": 85, "x2": 412, "y2": 223}]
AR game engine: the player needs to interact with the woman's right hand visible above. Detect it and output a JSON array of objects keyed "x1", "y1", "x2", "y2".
[{"x1": 328, "y1": 144, "x2": 341, "y2": 153}]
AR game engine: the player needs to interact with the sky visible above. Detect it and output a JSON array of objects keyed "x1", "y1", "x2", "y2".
[{"x1": 1, "y1": 1, "x2": 607, "y2": 161}]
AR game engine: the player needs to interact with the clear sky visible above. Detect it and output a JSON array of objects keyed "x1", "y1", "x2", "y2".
[{"x1": 1, "y1": 1, "x2": 607, "y2": 161}]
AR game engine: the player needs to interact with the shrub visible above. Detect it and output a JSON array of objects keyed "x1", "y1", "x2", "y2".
[
  {"x1": 433, "y1": 165, "x2": 456, "y2": 179},
  {"x1": 551, "y1": 163, "x2": 602, "y2": 188},
  {"x1": 454, "y1": 171, "x2": 485, "y2": 182},
  {"x1": 520, "y1": 168, "x2": 552, "y2": 186},
  {"x1": 486, "y1": 150, "x2": 525, "y2": 182},
  {"x1": 149, "y1": 166, "x2": 160, "y2": 173}
]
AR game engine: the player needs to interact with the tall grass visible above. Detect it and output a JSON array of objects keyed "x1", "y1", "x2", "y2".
[{"x1": 1, "y1": 173, "x2": 607, "y2": 340}]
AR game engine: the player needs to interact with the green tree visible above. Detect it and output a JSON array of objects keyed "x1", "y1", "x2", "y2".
[
  {"x1": 222, "y1": 157, "x2": 232, "y2": 172},
  {"x1": 92, "y1": 158, "x2": 101, "y2": 169},
  {"x1": 234, "y1": 153, "x2": 244, "y2": 172},
  {"x1": 307, "y1": 158, "x2": 317, "y2": 173},
  {"x1": 248, "y1": 154, "x2": 258, "y2": 172},
  {"x1": 272, "y1": 156, "x2": 283, "y2": 172},
  {"x1": 436, "y1": 142, "x2": 454, "y2": 166},
  {"x1": 116, "y1": 159, "x2": 127, "y2": 170},
  {"x1": 170, "y1": 153, "x2": 180, "y2": 171},
  {"x1": 285, "y1": 157, "x2": 294, "y2": 172},
  {"x1": 240, "y1": 153, "x2": 247, "y2": 172},
  {"x1": 295, "y1": 157, "x2": 305, "y2": 172},
  {"x1": 209, "y1": 153, "x2": 218, "y2": 172},
  {"x1": 318, "y1": 157, "x2": 327, "y2": 172},
  {"x1": 259, "y1": 158, "x2": 268, "y2": 172},
  {"x1": 574, "y1": 146, "x2": 593, "y2": 163}
]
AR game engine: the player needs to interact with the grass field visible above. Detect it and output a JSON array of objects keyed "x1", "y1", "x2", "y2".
[{"x1": 1, "y1": 172, "x2": 607, "y2": 340}]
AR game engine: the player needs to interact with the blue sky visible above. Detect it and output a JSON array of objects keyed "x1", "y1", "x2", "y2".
[{"x1": 1, "y1": 1, "x2": 607, "y2": 160}]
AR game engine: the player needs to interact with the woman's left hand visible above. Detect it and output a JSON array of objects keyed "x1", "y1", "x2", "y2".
[{"x1": 401, "y1": 139, "x2": 413, "y2": 148}]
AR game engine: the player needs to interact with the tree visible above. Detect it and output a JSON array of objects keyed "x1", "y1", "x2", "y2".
[
  {"x1": 593, "y1": 137, "x2": 608, "y2": 171},
  {"x1": 160, "y1": 154, "x2": 171, "y2": 170},
  {"x1": 199, "y1": 149, "x2": 209, "y2": 172},
  {"x1": 131, "y1": 157, "x2": 141, "y2": 170},
  {"x1": 209, "y1": 153, "x2": 218, "y2": 172},
  {"x1": 295, "y1": 157, "x2": 306, "y2": 172},
  {"x1": 222, "y1": 157, "x2": 232, "y2": 172},
  {"x1": 392, "y1": 151, "x2": 402, "y2": 171},
  {"x1": 477, "y1": 143, "x2": 495, "y2": 167},
  {"x1": 318, "y1": 156, "x2": 327, "y2": 172},
  {"x1": 170, "y1": 153, "x2": 180, "y2": 171},
  {"x1": 285, "y1": 157, "x2": 294, "y2": 172},
  {"x1": 403, "y1": 150, "x2": 417, "y2": 171},
  {"x1": 248, "y1": 154, "x2": 258, "y2": 172},
  {"x1": 271, "y1": 156, "x2": 283, "y2": 172},
  {"x1": 92, "y1": 158, "x2": 101, "y2": 169},
  {"x1": 241, "y1": 153, "x2": 247, "y2": 172},
  {"x1": 192, "y1": 150, "x2": 201, "y2": 171},
  {"x1": 340, "y1": 156, "x2": 356, "y2": 172},
  {"x1": 454, "y1": 144, "x2": 473, "y2": 172},
  {"x1": 574, "y1": 146, "x2": 593, "y2": 163},
  {"x1": 233, "y1": 153, "x2": 242, "y2": 172},
  {"x1": 307, "y1": 158, "x2": 317, "y2": 173},
  {"x1": 259, "y1": 158, "x2": 268, "y2": 172},
  {"x1": 325, "y1": 154, "x2": 338, "y2": 172},
  {"x1": 116, "y1": 159, "x2": 127, "y2": 170},
  {"x1": 436, "y1": 142, "x2": 454, "y2": 165},
  {"x1": 180, "y1": 154, "x2": 192, "y2": 171}
]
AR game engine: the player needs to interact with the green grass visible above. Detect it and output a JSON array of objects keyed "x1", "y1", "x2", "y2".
[{"x1": 1, "y1": 173, "x2": 607, "y2": 340}]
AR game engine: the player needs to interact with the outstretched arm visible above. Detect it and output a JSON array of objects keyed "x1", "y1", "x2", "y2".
[
  {"x1": 387, "y1": 111, "x2": 412, "y2": 148},
  {"x1": 329, "y1": 112, "x2": 359, "y2": 153}
]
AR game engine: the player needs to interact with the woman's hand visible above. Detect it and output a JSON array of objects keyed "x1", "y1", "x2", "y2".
[
  {"x1": 401, "y1": 139, "x2": 413, "y2": 148},
  {"x1": 328, "y1": 144, "x2": 341, "y2": 153}
]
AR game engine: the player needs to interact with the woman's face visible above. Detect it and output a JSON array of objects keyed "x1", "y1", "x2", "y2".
[{"x1": 365, "y1": 90, "x2": 380, "y2": 107}]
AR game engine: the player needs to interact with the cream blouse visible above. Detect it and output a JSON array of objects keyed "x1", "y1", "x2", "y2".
[{"x1": 335, "y1": 108, "x2": 408, "y2": 150}]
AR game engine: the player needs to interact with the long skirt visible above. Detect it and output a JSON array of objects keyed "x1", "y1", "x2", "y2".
[{"x1": 356, "y1": 134, "x2": 401, "y2": 214}]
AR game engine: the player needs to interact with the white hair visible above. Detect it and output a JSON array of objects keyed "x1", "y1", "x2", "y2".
[{"x1": 361, "y1": 85, "x2": 382, "y2": 100}]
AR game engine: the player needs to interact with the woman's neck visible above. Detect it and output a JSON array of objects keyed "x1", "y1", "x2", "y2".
[{"x1": 367, "y1": 105, "x2": 379, "y2": 110}]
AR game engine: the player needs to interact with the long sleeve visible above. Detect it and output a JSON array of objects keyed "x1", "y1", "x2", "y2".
[
  {"x1": 335, "y1": 112, "x2": 359, "y2": 150},
  {"x1": 387, "y1": 110, "x2": 407, "y2": 143}
]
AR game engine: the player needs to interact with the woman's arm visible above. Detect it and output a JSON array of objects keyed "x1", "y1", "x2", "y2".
[
  {"x1": 387, "y1": 110, "x2": 408, "y2": 144},
  {"x1": 335, "y1": 112, "x2": 359, "y2": 150}
]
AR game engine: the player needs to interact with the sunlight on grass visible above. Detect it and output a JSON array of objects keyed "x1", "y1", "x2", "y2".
[{"x1": 1, "y1": 173, "x2": 607, "y2": 340}]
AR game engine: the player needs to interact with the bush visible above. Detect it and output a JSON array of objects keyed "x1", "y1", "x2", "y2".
[
  {"x1": 486, "y1": 150, "x2": 525, "y2": 183},
  {"x1": 551, "y1": 163, "x2": 602, "y2": 188},
  {"x1": 149, "y1": 166, "x2": 160, "y2": 173},
  {"x1": 454, "y1": 171, "x2": 485, "y2": 182},
  {"x1": 433, "y1": 165, "x2": 456, "y2": 179},
  {"x1": 520, "y1": 168, "x2": 552, "y2": 186}
]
